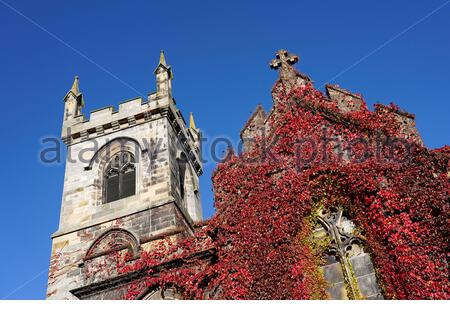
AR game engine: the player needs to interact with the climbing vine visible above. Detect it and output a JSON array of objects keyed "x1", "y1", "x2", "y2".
[{"x1": 89, "y1": 81, "x2": 449, "y2": 300}]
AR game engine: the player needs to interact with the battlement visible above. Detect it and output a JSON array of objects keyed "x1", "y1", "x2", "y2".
[
  {"x1": 68, "y1": 99, "x2": 202, "y2": 175},
  {"x1": 62, "y1": 83, "x2": 181, "y2": 138},
  {"x1": 374, "y1": 103, "x2": 416, "y2": 119},
  {"x1": 325, "y1": 84, "x2": 363, "y2": 114},
  {"x1": 375, "y1": 103, "x2": 423, "y2": 145},
  {"x1": 64, "y1": 96, "x2": 155, "y2": 142},
  {"x1": 243, "y1": 49, "x2": 424, "y2": 149},
  {"x1": 61, "y1": 52, "x2": 202, "y2": 175}
]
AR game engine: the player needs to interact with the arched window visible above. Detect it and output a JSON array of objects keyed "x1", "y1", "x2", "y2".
[
  {"x1": 85, "y1": 228, "x2": 139, "y2": 260},
  {"x1": 314, "y1": 206, "x2": 383, "y2": 300},
  {"x1": 104, "y1": 151, "x2": 136, "y2": 203},
  {"x1": 82, "y1": 228, "x2": 140, "y2": 285}
]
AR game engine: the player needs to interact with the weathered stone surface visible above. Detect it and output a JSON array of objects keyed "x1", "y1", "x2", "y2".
[
  {"x1": 241, "y1": 104, "x2": 267, "y2": 152},
  {"x1": 47, "y1": 53, "x2": 203, "y2": 300},
  {"x1": 375, "y1": 104, "x2": 424, "y2": 146},
  {"x1": 325, "y1": 84, "x2": 363, "y2": 114}
]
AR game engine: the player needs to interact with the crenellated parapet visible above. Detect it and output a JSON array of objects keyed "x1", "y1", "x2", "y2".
[
  {"x1": 374, "y1": 103, "x2": 424, "y2": 146},
  {"x1": 325, "y1": 84, "x2": 363, "y2": 114},
  {"x1": 61, "y1": 54, "x2": 202, "y2": 176},
  {"x1": 240, "y1": 104, "x2": 267, "y2": 151}
]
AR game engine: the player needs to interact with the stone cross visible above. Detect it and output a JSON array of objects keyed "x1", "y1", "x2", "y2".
[
  {"x1": 270, "y1": 49, "x2": 299, "y2": 70},
  {"x1": 269, "y1": 49, "x2": 300, "y2": 85}
]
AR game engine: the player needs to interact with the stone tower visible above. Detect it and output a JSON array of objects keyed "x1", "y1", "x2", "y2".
[{"x1": 47, "y1": 51, "x2": 203, "y2": 299}]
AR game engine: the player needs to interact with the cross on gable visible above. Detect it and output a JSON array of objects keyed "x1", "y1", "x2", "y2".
[{"x1": 270, "y1": 49, "x2": 299, "y2": 70}]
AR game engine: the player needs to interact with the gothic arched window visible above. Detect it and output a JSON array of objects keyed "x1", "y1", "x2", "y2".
[
  {"x1": 314, "y1": 206, "x2": 383, "y2": 300},
  {"x1": 85, "y1": 228, "x2": 139, "y2": 260},
  {"x1": 104, "y1": 151, "x2": 136, "y2": 203}
]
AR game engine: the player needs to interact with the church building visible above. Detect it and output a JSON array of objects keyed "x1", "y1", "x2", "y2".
[{"x1": 47, "y1": 50, "x2": 449, "y2": 300}]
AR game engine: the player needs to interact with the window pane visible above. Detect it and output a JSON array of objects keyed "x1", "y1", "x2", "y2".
[
  {"x1": 103, "y1": 151, "x2": 136, "y2": 203},
  {"x1": 120, "y1": 168, "x2": 136, "y2": 198},
  {"x1": 105, "y1": 175, "x2": 120, "y2": 203}
]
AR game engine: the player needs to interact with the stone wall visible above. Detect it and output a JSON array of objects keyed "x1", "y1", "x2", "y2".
[
  {"x1": 325, "y1": 84, "x2": 363, "y2": 114},
  {"x1": 240, "y1": 104, "x2": 267, "y2": 152},
  {"x1": 168, "y1": 112, "x2": 202, "y2": 222},
  {"x1": 47, "y1": 55, "x2": 203, "y2": 299},
  {"x1": 48, "y1": 185, "x2": 193, "y2": 299}
]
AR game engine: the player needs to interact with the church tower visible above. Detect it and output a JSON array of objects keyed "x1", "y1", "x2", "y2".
[{"x1": 47, "y1": 52, "x2": 203, "y2": 299}]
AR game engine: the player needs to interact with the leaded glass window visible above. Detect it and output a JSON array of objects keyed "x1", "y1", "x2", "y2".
[
  {"x1": 104, "y1": 151, "x2": 136, "y2": 203},
  {"x1": 314, "y1": 206, "x2": 383, "y2": 299}
]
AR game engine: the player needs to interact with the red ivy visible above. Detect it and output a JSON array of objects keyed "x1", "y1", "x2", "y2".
[{"x1": 101, "y1": 82, "x2": 449, "y2": 300}]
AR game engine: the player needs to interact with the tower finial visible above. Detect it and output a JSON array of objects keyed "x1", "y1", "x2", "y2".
[
  {"x1": 154, "y1": 50, "x2": 173, "y2": 80},
  {"x1": 70, "y1": 75, "x2": 80, "y2": 95},
  {"x1": 189, "y1": 112, "x2": 197, "y2": 130},
  {"x1": 64, "y1": 75, "x2": 84, "y2": 106},
  {"x1": 159, "y1": 50, "x2": 167, "y2": 66},
  {"x1": 63, "y1": 75, "x2": 84, "y2": 122}
]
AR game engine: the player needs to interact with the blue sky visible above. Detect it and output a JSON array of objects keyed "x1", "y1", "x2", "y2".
[{"x1": 0, "y1": 0, "x2": 448, "y2": 299}]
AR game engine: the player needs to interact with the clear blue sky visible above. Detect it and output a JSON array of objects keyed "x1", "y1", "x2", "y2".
[{"x1": 0, "y1": 0, "x2": 448, "y2": 299}]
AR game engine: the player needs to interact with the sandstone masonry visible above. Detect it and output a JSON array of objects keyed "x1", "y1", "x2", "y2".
[{"x1": 47, "y1": 51, "x2": 202, "y2": 299}]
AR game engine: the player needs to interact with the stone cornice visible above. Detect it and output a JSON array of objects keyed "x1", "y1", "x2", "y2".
[{"x1": 51, "y1": 198, "x2": 193, "y2": 239}]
